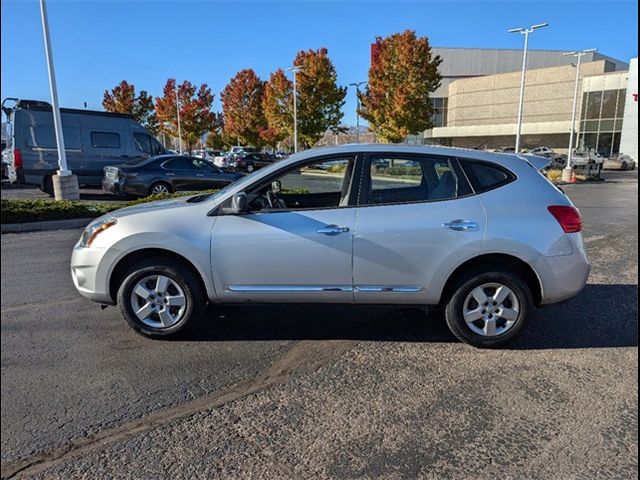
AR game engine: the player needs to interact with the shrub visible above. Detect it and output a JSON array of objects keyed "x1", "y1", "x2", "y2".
[{"x1": 545, "y1": 169, "x2": 563, "y2": 183}]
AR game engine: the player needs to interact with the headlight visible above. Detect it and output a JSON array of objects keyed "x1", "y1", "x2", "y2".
[{"x1": 79, "y1": 217, "x2": 118, "y2": 247}]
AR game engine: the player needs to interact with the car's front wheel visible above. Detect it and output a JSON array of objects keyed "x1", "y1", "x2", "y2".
[
  {"x1": 245, "y1": 163, "x2": 255, "y2": 173},
  {"x1": 117, "y1": 258, "x2": 206, "y2": 338},
  {"x1": 444, "y1": 269, "x2": 532, "y2": 348}
]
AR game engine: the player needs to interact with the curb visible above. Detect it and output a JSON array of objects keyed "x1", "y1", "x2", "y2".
[{"x1": 1, "y1": 217, "x2": 94, "y2": 234}]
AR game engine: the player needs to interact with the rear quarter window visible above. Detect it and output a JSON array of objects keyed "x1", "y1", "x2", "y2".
[{"x1": 460, "y1": 160, "x2": 516, "y2": 193}]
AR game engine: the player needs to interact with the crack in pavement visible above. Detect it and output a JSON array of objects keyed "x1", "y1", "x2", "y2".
[
  {"x1": 1, "y1": 297, "x2": 84, "y2": 314},
  {"x1": 1, "y1": 339, "x2": 356, "y2": 480}
]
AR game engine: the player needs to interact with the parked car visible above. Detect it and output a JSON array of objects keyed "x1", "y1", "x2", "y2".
[
  {"x1": 526, "y1": 146, "x2": 555, "y2": 156},
  {"x1": 102, "y1": 155, "x2": 243, "y2": 197},
  {"x1": 603, "y1": 153, "x2": 636, "y2": 171},
  {"x1": 212, "y1": 151, "x2": 231, "y2": 169},
  {"x1": 494, "y1": 147, "x2": 516, "y2": 153},
  {"x1": 571, "y1": 152, "x2": 604, "y2": 167},
  {"x1": 1, "y1": 98, "x2": 167, "y2": 194},
  {"x1": 72, "y1": 144, "x2": 590, "y2": 348},
  {"x1": 228, "y1": 152, "x2": 276, "y2": 173}
]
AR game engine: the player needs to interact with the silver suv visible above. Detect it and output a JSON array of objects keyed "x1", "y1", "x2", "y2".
[{"x1": 71, "y1": 145, "x2": 590, "y2": 348}]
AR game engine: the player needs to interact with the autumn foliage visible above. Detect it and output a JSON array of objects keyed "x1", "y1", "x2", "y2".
[
  {"x1": 294, "y1": 48, "x2": 346, "y2": 148},
  {"x1": 360, "y1": 30, "x2": 442, "y2": 143},
  {"x1": 155, "y1": 79, "x2": 216, "y2": 152},
  {"x1": 103, "y1": 80, "x2": 158, "y2": 133},
  {"x1": 221, "y1": 69, "x2": 266, "y2": 147},
  {"x1": 261, "y1": 69, "x2": 293, "y2": 147}
]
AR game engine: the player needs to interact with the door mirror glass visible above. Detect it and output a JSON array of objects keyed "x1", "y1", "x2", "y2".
[
  {"x1": 271, "y1": 180, "x2": 282, "y2": 194},
  {"x1": 231, "y1": 192, "x2": 248, "y2": 214}
]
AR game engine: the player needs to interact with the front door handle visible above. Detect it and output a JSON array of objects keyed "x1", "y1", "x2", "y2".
[
  {"x1": 443, "y1": 220, "x2": 479, "y2": 231},
  {"x1": 196, "y1": 174, "x2": 204, "y2": 177},
  {"x1": 316, "y1": 224, "x2": 350, "y2": 235}
]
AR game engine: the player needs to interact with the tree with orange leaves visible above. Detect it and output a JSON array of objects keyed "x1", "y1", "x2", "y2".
[{"x1": 359, "y1": 30, "x2": 442, "y2": 143}]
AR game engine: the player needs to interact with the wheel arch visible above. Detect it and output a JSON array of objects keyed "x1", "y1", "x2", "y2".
[
  {"x1": 109, "y1": 248, "x2": 209, "y2": 304},
  {"x1": 439, "y1": 253, "x2": 543, "y2": 307}
]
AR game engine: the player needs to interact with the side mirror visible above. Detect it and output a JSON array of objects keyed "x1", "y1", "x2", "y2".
[
  {"x1": 271, "y1": 180, "x2": 282, "y2": 194},
  {"x1": 231, "y1": 192, "x2": 248, "y2": 214}
]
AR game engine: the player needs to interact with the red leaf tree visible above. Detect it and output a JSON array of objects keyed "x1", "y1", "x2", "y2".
[
  {"x1": 221, "y1": 69, "x2": 266, "y2": 147},
  {"x1": 155, "y1": 79, "x2": 216, "y2": 152},
  {"x1": 103, "y1": 80, "x2": 158, "y2": 133}
]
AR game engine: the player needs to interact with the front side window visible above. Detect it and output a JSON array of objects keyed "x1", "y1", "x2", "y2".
[
  {"x1": 191, "y1": 157, "x2": 218, "y2": 171},
  {"x1": 133, "y1": 133, "x2": 152, "y2": 154},
  {"x1": 363, "y1": 155, "x2": 463, "y2": 205},
  {"x1": 245, "y1": 156, "x2": 356, "y2": 212},
  {"x1": 91, "y1": 131, "x2": 120, "y2": 149},
  {"x1": 460, "y1": 160, "x2": 515, "y2": 193}
]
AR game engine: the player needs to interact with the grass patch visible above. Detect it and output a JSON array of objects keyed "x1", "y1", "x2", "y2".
[{"x1": 1, "y1": 190, "x2": 217, "y2": 224}]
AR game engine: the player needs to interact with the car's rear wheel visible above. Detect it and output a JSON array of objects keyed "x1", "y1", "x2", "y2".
[
  {"x1": 444, "y1": 269, "x2": 532, "y2": 348},
  {"x1": 40, "y1": 175, "x2": 54, "y2": 196},
  {"x1": 117, "y1": 258, "x2": 206, "y2": 338},
  {"x1": 149, "y1": 181, "x2": 172, "y2": 196}
]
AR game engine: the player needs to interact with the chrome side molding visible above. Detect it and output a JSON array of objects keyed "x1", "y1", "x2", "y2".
[{"x1": 226, "y1": 285, "x2": 424, "y2": 293}]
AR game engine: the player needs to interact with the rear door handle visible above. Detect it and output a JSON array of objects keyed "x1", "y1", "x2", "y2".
[
  {"x1": 196, "y1": 174, "x2": 204, "y2": 177},
  {"x1": 316, "y1": 224, "x2": 350, "y2": 235},
  {"x1": 443, "y1": 220, "x2": 479, "y2": 231},
  {"x1": 166, "y1": 172, "x2": 175, "y2": 176}
]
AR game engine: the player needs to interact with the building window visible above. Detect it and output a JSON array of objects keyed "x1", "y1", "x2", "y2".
[
  {"x1": 578, "y1": 88, "x2": 627, "y2": 157},
  {"x1": 431, "y1": 97, "x2": 448, "y2": 128}
]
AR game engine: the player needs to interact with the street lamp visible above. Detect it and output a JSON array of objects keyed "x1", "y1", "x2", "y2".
[
  {"x1": 562, "y1": 48, "x2": 598, "y2": 182},
  {"x1": 174, "y1": 86, "x2": 183, "y2": 154},
  {"x1": 508, "y1": 22, "x2": 549, "y2": 153},
  {"x1": 39, "y1": 0, "x2": 79, "y2": 200},
  {"x1": 286, "y1": 65, "x2": 303, "y2": 153},
  {"x1": 349, "y1": 81, "x2": 367, "y2": 143}
]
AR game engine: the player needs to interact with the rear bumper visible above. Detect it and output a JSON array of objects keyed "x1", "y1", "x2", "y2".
[
  {"x1": 102, "y1": 179, "x2": 146, "y2": 197},
  {"x1": 532, "y1": 249, "x2": 591, "y2": 306}
]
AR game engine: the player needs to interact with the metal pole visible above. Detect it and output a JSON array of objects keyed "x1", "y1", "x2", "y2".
[
  {"x1": 514, "y1": 30, "x2": 529, "y2": 153},
  {"x1": 563, "y1": 49, "x2": 597, "y2": 181},
  {"x1": 509, "y1": 23, "x2": 548, "y2": 153},
  {"x1": 175, "y1": 86, "x2": 183, "y2": 154},
  {"x1": 39, "y1": 0, "x2": 69, "y2": 175},
  {"x1": 293, "y1": 69, "x2": 298, "y2": 153}
]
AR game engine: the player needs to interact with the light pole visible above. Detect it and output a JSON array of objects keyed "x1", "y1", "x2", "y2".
[
  {"x1": 286, "y1": 65, "x2": 303, "y2": 153},
  {"x1": 175, "y1": 86, "x2": 183, "y2": 154},
  {"x1": 508, "y1": 22, "x2": 549, "y2": 153},
  {"x1": 39, "y1": 0, "x2": 79, "y2": 199},
  {"x1": 349, "y1": 81, "x2": 367, "y2": 143},
  {"x1": 562, "y1": 48, "x2": 598, "y2": 182}
]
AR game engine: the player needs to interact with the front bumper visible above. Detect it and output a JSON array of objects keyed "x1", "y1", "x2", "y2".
[{"x1": 71, "y1": 244, "x2": 121, "y2": 305}]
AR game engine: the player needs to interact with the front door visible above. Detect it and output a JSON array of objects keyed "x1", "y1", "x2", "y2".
[
  {"x1": 352, "y1": 153, "x2": 486, "y2": 305},
  {"x1": 211, "y1": 155, "x2": 359, "y2": 303}
]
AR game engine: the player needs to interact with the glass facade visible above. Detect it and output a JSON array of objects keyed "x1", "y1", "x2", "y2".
[{"x1": 578, "y1": 88, "x2": 627, "y2": 157}]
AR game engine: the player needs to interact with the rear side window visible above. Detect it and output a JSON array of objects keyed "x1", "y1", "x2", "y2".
[
  {"x1": 362, "y1": 155, "x2": 470, "y2": 205},
  {"x1": 91, "y1": 131, "x2": 120, "y2": 149},
  {"x1": 163, "y1": 157, "x2": 192, "y2": 170},
  {"x1": 460, "y1": 160, "x2": 515, "y2": 193}
]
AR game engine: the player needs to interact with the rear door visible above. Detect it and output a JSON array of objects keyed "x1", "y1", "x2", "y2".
[
  {"x1": 352, "y1": 153, "x2": 486, "y2": 305},
  {"x1": 160, "y1": 157, "x2": 199, "y2": 191}
]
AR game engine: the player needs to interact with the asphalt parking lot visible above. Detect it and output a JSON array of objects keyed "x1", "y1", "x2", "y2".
[{"x1": 1, "y1": 170, "x2": 637, "y2": 479}]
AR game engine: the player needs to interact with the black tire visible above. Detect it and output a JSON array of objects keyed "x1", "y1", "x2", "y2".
[
  {"x1": 621, "y1": 162, "x2": 628, "y2": 171},
  {"x1": 444, "y1": 268, "x2": 533, "y2": 348},
  {"x1": 148, "y1": 181, "x2": 172, "y2": 196},
  {"x1": 245, "y1": 163, "x2": 255, "y2": 173},
  {"x1": 40, "y1": 175, "x2": 54, "y2": 196},
  {"x1": 116, "y1": 257, "x2": 206, "y2": 339}
]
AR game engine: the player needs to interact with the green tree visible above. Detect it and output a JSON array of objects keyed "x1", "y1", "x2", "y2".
[
  {"x1": 221, "y1": 69, "x2": 266, "y2": 147},
  {"x1": 102, "y1": 80, "x2": 159, "y2": 134},
  {"x1": 155, "y1": 79, "x2": 216, "y2": 152},
  {"x1": 359, "y1": 30, "x2": 442, "y2": 143},
  {"x1": 261, "y1": 69, "x2": 293, "y2": 148},
  {"x1": 294, "y1": 48, "x2": 346, "y2": 148}
]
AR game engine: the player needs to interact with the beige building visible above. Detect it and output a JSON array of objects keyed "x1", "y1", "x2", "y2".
[{"x1": 428, "y1": 60, "x2": 625, "y2": 153}]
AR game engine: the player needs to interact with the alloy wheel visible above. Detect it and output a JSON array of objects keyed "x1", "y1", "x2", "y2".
[
  {"x1": 130, "y1": 274, "x2": 187, "y2": 329},
  {"x1": 151, "y1": 184, "x2": 170, "y2": 194},
  {"x1": 462, "y1": 282, "x2": 520, "y2": 337}
]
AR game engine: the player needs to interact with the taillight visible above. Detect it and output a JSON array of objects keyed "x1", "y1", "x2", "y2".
[
  {"x1": 548, "y1": 205, "x2": 582, "y2": 233},
  {"x1": 14, "y1": 149, "x2": 23, "y2": 169}
]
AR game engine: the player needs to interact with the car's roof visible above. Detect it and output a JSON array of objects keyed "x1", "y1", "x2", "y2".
[{"x1": 279, "y1": 143, "x2": 535, "y2": 170}]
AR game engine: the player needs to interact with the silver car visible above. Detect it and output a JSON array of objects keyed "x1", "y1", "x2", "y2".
[{"x1": 71, "y1": 145, "x2": 590, "y2": 347}]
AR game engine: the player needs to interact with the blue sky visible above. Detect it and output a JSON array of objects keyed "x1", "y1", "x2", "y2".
[{"x1": 1, "y1": 0, "x2": 638, "y2": 125}]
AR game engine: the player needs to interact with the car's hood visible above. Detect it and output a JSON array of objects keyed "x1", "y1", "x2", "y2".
[{"x1": 107, "y1": 196, "x2": 197, "y2": 219}]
